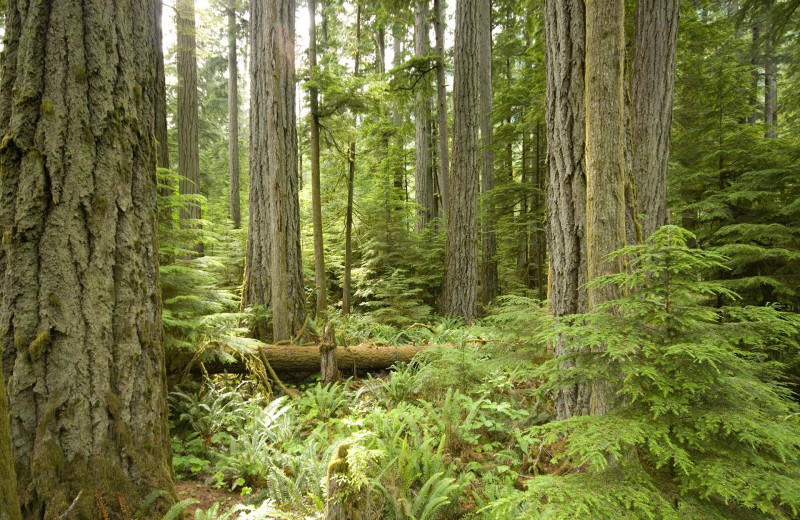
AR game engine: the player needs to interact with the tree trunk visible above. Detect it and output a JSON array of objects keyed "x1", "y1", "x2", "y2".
[
  {"x1": 342, "y1": 4, "x2": 362, "y2": 316},
  {"x1": 748, "y1": 23, "x2": 760, "y2": 125},
  {"x1": 228, "y1": 3, "x2": 241, "y2": 229},
  {"x1": 308, "y1": 0, "x2": 328, "y2": 319},
  {"x1": 630, "y1": 0, "x2": 679, "y2": 238},
  {"x1": 764, "y1": 1, "x2": 778, "y2": 139},
  {"x1": 585, "y1": 0, "x2": 627, "y2": 415},
  {"x1": 0, "y1": 345, "x2": 21, "y2": 520},
  {"x1": 199, "y1": 343, "x2": 433, "y2": 375},
  {"x1": 414, "y1": 1, "x2": 436, "y2": 232},
  {"x1": 443, "y1": 0, "x2": 480, "y2": 320},
  {"x1": 392, "y1": 25, "x2": 405, "y2": 190},
  {"x1": 478, "y1": 0, "x2": 498, "y2": 308},
  {"x1": 244, "y1": 0, "x2": 306, "y2": 342},
  {"x1": 177, "y1": 0, "x2": 203, "y2": 253},
  {"x1": 155, "y1": 0, "x2": 170, "y2": 170},
  {"x1": 0, "y1": 0, "x2": 176, "y2": 515},
  {"x1": 544, "y1": 0, "x2": 590, "y2": 420},
  {"x1": 433, "y1": 0, "x2": 450, "y2": 219}
]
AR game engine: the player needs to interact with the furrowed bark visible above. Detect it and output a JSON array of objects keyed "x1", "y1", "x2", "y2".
[
  {"x1": 244, "y1": 0, "x2": 306, "y2": 342},
  {"x1": 414, "y1": 0, "x2": 436, "y2": 232},
  {"x1": 177, "y1": 0, "x2": 202, "y2": 253},
  {"x1": 630, "y1": 0, "x2": 679, "y2": 238},
  {"x1": 443, "y1": 0, "x2": 480, "y2": 320},
  {"x1": 585, "y1": 0, "x2": 627, "y2": 415},
  {"x1": 433, "y1": 0, "x2": 450, "y2": 218},
  {"x1": 0, "y1": 0, "x2": 175, "y2": 515}
]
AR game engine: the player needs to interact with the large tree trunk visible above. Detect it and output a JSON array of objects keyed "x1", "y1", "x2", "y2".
[
  {"x1": 0, "y1": 346, "x2": 21, "y2": 520},
  {"x1": 0, "y1": 0, "x2": 175, "y2": 516},
  {"x1": 544, "y1": 0, "x2": 589, "y2": 420},
  {"x1": 630, "y1": 0, "x2": 679, "y2": 238},
  {"x1": 177, "y1": 0, "x2": 202, "y2": 253},
  {"x1": 308, "y1": 0, "x2": 328, "y2": 319},
  {"x1": 392, "y1": 25, "x2": 406, "y2": 191},
  {"x1": 228, "y1": 3, "x2": 241, "y2": 229},
  {"x1": 478, "y1": 0, "x2": 498, "y2": 308},
  {"x1": 155, "y1": 0, "x2": 170, "y2": 170},
  {"x1": 433, "y1": 0, "x2": 450, "y2": 218},
  {"x1": 414, "y1": 1, "x2": 436, "y2": 232},
  {"x1": 443, "y1": 0, "x2": 480, "y2": 320},
  {"x1": 585, "y1": 0, "x2": 627, "y2": 415},
  {"x1": 244, "y1": 0, "x2": 306, "y2": 342}
]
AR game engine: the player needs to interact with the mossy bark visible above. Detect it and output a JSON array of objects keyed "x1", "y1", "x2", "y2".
[
  {"x1": 544, "y1": 0, "x2": 590, "y2": 420},
  {"x1": 443, "y1": 0, "x2": 480, "y2": 321},
  {"x1": 433, "y1": 0, "x2": 450, "y2": 218},
  {"x1": 0, "y1": 0, "x2": 175, "y2": 517},
  {"x1": 0, "y1": 346, "x2": 21, "y2": 520},
  {"x1": 243, "y1": 0, "x2": 306, "y2": 342},
  {"x1": 585, "y1": 0, "x2": 627, "y2": 415}
]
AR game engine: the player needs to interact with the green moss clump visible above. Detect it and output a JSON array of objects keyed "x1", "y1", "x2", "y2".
[
  {"x1": 39, "y1": 98, "x2": 54, "y2": 115},
  {"x1": 73, "y1": 65, "x2": 86, "y2": 82},
  {"x1": 28, "y1": 330, "x2": 50, "y2": 361},
  {"x1": 134, "y1": 83, "x2": 143, "y2": 101}
]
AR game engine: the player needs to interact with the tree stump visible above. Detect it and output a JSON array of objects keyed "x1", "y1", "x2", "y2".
[
  {"x1": 325, "y1": 442, "x2": 365, "y2": 520},
  {"x1": 320, "y1": 324, "x2": 340, "y2": 384}
]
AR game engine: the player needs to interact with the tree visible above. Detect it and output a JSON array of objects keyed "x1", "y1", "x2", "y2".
[
  {"x1": 228, "y1": 0, "x2": 241, "y2": 229},
  {"x1": 433, "y1": 0, "x2": 450, "y2": 218},
  {"x1": 177, "y1": 0, "x2": 203, "y2": 253},
  {"x1": 584, "y1": 0, "x2": 627, "y2": 415},
  {"x1": 244, "y1": 0, "x2": 306, "y2": 342},
  {"x1": 478, "y1": 0, "x2": 498, "y2": 307},
  {"x1": 308, "y1": 0, "x2": 328, "y2": 319},
  {"x1": 443, "y1": 0, "x2": 480, "y2": 320},
  {"x1": 0, "y1": 350, "x2": 20, "y2": 520},
  {"x1": 0, "y1": 0, "x2": 175, "y2": 515},
  {"x1": 544, "y1": 0, "x2": 589, "y2": 420},
  {"x1": 414, "y1": 0, "x2": 436, "y2": 232},
  {"x1": 630, "y1": 0, "x2": 679, "y2": 238}
]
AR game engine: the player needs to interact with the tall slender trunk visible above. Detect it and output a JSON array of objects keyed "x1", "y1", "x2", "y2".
[
  {"x1": 244, "y1": 0, "x2": 306, "y2": 342},
  {"x1": 433, "y1": 0, "x2": 450, "y2": 218},
  {"x1": 342, "y1": 3, "x2": 362, "y2": 316},
  {"x1": 392, "y1": 25, "x2": 405, "y2": 190},
  {"x1": 308, "y1": 0, "x2": 328, "y2": 318},
  {"x1": 443, "y1": 0, "x2": 480, "y2": 320},
  {"x1": 630, "y1": 0, "x2": 679, "y2": 238},
  {"x1": 478, "y1": 0, "x2": 497, "y2": 307},
  {"x1": 177, "y1": 0, "x2": 202, "y2": 253},
  {"x1": 748, "y1": 23, "x2": 760, "y2": 125},
  {"x1": 764, "y1": 1, "x2": 778, "y2": 139},
  {"x1": 0, "y1": 0, "x2": 175, "y2": 514},
  {"x1": 544, "y1": 0, "x2": 589, "y2": 420},
  {"x1": 228, "y1": 3, "x2": 241, "y2": 229},
  {"x1": 585, "y1": 0, "x2": 627, "y2": 415},
  {"x1": 414, "y1": 1, "x2": 435, "y2": 232},
  {"x1": 155, "y1": 0, "x2": 172, "y2": 228}
]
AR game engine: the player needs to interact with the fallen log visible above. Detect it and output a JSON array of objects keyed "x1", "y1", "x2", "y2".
[{"x1": 193, "y1": 343, "x2": 432, "y2": 377}]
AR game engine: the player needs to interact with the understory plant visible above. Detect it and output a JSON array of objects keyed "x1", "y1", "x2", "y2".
[{"x1": 488, "y1": 226, "x2": 800, "y2": 519}]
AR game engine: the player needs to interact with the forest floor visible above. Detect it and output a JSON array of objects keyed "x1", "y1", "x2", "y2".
[{"x1": 176, "y1": 480, "x2": 245, "y2": 515}]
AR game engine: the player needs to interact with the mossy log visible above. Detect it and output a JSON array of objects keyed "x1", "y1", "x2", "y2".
[{"x1": 199, "y1": 343, "x2": 431, "y2": 376}]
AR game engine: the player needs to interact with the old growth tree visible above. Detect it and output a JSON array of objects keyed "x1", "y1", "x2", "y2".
[{"x1": 0, "y1": 0, "x2": 175, "y2": 516}]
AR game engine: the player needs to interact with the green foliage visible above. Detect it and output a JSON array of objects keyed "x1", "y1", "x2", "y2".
[{"x1": 487, "y1": 226, "x2": 800, "y2": 519}]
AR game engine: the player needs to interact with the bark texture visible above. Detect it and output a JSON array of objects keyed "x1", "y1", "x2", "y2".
[
  {"x1": 764, "y1": 2, "x2": 778, "y2": 139},
  {"x1": 177, "y1": 0, "x2": 202, "y2": 250},
  {"x1": 443, "y1": 0, "x2": 480, "y2": 320},
  {"x1": 544, "y1": 0, "x2": 589, "y2": 420},
  {"x1": 308, "y1": 0, "x2": 328, "y2": 318},
  {"x1": 154, "y1": 0, "x2": 169, "y2": 170},
  {"x1": 244, "y1": 0, "x2": 306, "y2": 342},
  {"x1": 433, "y1": 0, "x2": 450, "y2": 218},
  {"x1": 585, "y1": 0, "x2": 627, "y2": 415},
  {"x1": 630, "y1": 0, "x2": 679, "y2": 238},
  {"x1": 478, "y1": 0, "x2": 498, "y2": 307},
  {"x1": 0, "y1": 0, "x2": 175, "y2": 516},
  {"x1": 414, "y1": 1, "x2": 436, "y2": 232},
  {"x1": 0, "y1": 346, "x2": 21, "y2": 520},
  {"x1": 228, "y1": 3, "x2": 241, "y2": 228}
]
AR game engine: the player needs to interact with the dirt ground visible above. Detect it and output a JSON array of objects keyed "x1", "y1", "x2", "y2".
[{"x1": 175, "y1": 479, "x2": 246, "y2": 516}]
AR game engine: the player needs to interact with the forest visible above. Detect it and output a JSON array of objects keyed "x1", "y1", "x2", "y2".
[{"x1": 1, "y1": 0, "x2": 800, "y2": 518}]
